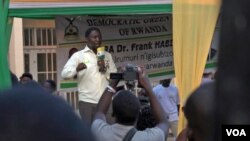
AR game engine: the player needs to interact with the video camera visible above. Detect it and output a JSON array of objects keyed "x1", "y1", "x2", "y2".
[
  {"x1": 110, "y1": 64, "x2": 138, "y2": 81},
  {"x1": 110, "y1": 64, "x2": 140, "y2": 96}
]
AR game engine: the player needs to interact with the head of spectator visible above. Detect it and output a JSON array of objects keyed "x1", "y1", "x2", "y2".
[
  {"x1": 203, "y1": 72, "x2": 213, "y2": 79},
  {"x1": 0, "y1": 81, "x2": 94, "y2": 141},
  {"x1": 68, "y1": 48, "x2": 78, "y2": 59},
  {"x1": 137, "y1": 106, "x2": 157, "y2": 130},
  {"x1": 85, "y1": 27, "x2": 102, "y2": 54},
  {"x1": 91, "y1": 66, "x2": 168, "y2": 141},
  {"x1": 112, "y1": 90, "x2": 141, "y2": 125},
  {"x1": 20, "y1": 72, "x2": 33, "y2": 84},
  {"x1": 161, "y1": 79, "x2": 171, "y2": 87},
  {"x1": 42, "y1": 79, "x2": 57, "y2": 94},
  {"x1": 184, "y1": 81, "x2": 215, "y2": 141}
]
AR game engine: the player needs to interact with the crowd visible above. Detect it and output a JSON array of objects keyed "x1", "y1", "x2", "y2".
[
  {"x1": 5, "y1": 27, "x2": 217, "y2": 141},
  {"x1": 7, "y1": 69, "x2": 216, "y2": 141},
  {"x1": 10, "y1": 72, "x2": 59, "y2": 95}
]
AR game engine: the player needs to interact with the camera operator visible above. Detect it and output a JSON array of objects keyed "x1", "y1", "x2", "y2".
[{"x1": 91, "y1": 67, "x2": 169, "y2": 141}]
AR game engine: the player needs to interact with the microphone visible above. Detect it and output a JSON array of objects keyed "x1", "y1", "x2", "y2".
[
  {"x1": 97, "y1": 47, "x2": 106, "y2": 73},
  {"x1": 97, "y1": 47, "x2": 105, "y2": 61}
]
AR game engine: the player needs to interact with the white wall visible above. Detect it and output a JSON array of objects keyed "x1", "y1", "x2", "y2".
[{"x1": 9, "y1": 18, "x2": 24, "y2": 78}]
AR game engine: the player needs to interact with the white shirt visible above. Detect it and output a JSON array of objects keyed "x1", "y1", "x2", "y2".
[
  {"x1": 91, "y1": 119, "x2": 165, "y2": 141},
  {"x1": 61, "y1": 46, "x2": 117, "y2": 104},
  {"x1": 201, "y1": 78, "x2": 213, "y2": 84},
  {"x1": 153, "y1": 85, "x2": 179, "y2": 121}
]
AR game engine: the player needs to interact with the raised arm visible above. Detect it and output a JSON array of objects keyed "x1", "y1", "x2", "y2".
[
  {"x1": 137, "y1": 67, "x2": 168, "y2": 135},
  {"x1": 94, "y1": 79, "x2": 120, "y2": 121},
  {"x1": 61, "y1": 53, "x2": 86, "y2": 79}
]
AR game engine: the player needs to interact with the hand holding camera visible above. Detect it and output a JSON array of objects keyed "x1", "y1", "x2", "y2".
[
  {"x1": 137, "y1": 67, "x2": 153, "y2": 94},
  {"x1": 110, "y1": 64, "x2": 138, "y2": 81},
  {"x1": 110, "y1": 64, "x2": 152, "y2": 96}
]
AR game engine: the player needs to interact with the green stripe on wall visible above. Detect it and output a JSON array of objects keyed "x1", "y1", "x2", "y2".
[
  {"x1": 148, "y1": 70, "x2": 175, "y2": 78},
  {"x1": 205, "y1": 62, "x2": 217, "y2": 68},
  {"x1": 60, "y1": 82, "x2": 77, "y2": 89},
  {"x1": 148, "y1": 62, "x2": 217, "y2": 78},
  {"x1": 9, "y1": 4, "x2": 172, "y2": 19}
]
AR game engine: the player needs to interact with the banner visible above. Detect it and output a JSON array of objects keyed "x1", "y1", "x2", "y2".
[{"x1": 55, "y1": 14, "x2": 218, "y2": 90}]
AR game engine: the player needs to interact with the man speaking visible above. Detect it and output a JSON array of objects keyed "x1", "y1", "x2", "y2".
[{"x1": 61, "y1": 27, "x2": 117, "y2": 123}]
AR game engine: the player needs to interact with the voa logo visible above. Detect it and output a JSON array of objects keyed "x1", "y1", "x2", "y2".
[{"x1": 226, "y1": 129, "x2": 246, "y2": 136}]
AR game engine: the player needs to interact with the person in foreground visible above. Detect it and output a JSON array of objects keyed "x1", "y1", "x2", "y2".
[
  {"x1": 176, "y1": 81, "x2": 215, "y2": 141},
  {"x1": 0, "y1": 82, "x2": 95, "y2": 141},
  {"x1": 91, "y1": 67, "x2": 169, "y2": 141}
]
